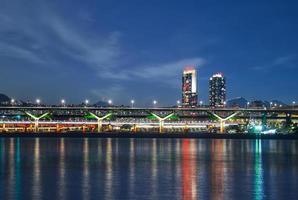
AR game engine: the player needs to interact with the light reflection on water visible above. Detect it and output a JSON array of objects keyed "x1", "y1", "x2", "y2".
[
  {"x1": 58, "y1": 138, "x2": 66, "y2": 200},
  {"x1": 0, "y1": 138, "x2": 297, "y2": 200},
  {"x1": 33, "y1": 138, "x2": 41, "y2": 200}
]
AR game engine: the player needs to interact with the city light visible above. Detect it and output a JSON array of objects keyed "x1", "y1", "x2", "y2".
[
  {"x1": 131, "y1": 100, "x2": 135, "y2": 108},
  {"x1": 11, "y1": 98, "x2": 15, "y2": 104},
  {"x1": 199, "y1": 100, "x2": 203, "y2": 106},
  {"x1": 85, "y1": 99, "x2": 89, "y2": 105},
  {"x1": 209, "y1": 73, "x2": 226, "y2": 107},
  {"x1": 153, "y1": 100, "x2": 157, "y2": 107},
  {"x1": 177, "y1": 100, "x2": 180, "y2": 105},
  {"x1": 36, "y1": 99, "x2": 41, "y2": 105},
  {"x1": 108, "y1": 99, "x2": 112, "y2": 105},
  {"x1": 182, "y1": 67, "x2": 198, "y2": 107},
  {"x1": 61, "y1": 99, "x2": 65, "y2": 105}
]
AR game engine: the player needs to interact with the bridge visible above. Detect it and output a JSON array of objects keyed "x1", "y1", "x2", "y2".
[{"x1": 0, "y1": 106, "x2": 297, "y2": 133}]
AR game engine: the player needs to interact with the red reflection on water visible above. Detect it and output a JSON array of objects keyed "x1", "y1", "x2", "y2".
[{"x1": 181, "y1": 139, "x2": 197, "y2": 200}]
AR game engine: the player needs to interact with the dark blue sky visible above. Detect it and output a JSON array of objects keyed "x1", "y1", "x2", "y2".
[{"x1": 1, "y1": 0, "x2": 298, "y2": 106}]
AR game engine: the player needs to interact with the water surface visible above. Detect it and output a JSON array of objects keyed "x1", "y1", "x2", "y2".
[{"x1": 0, "y1": 138, "x2": 297, "y2": 200}]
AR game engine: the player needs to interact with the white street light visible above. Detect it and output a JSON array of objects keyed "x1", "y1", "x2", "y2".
[
  {"x1": 199, "y1": 100, "x2": 203, "y2": 106},
  {"x1": 131, "y1": 100, "x2": 135, "y2": 108},
  {"x1": 61, "y1": 99, "x2": 65, "y2": 106},
  {"x1": 108, "y1": 99, "x2": 112, "y2": 105},
  {"x1": 176, "y1": 100, "x2": 180, "y2": 106},
  {"x1": 85, "y1": 99, "x2": 89, "y2": 105},
  {"x1": 153, "y1": 100, "x2": 157, "y2": 107},
  {"x1": 36, "y1": 99, "x2": 41, "y2": 105},
  {"x1": 11, "y1": 99, "x2": 15, "y2": 104},
  {"x1": 247, "y1": 102, "x2": 250, "y2": 109}
]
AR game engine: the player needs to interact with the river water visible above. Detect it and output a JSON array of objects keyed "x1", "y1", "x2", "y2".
[{"x1": 0, "y1": 138, "x2": 297, "y2": 200}]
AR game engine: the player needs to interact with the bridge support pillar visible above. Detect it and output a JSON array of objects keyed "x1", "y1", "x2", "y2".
[
  {"x1": 262, "y1": 113, "x2": 267, "y2": 129},
  {"x1": 97, "y1": 120, "x2": 103, "y2": 133},
  {"x1": 184, "y1": 123, "x2": 189, "y2": 133},
  {"x1": 25, "y1": 112, "x2": 49, "y2": 133},
  {"x1": 2, "y1": 123, "x2": 6, "y2": 132},
  {"x1": 34, "y1": 120, "x2": 39, "y2": 132},
  {"x1": 210, "y1": 112, "x2": 239, "y2": 133},
  {"x1": 286, "y1": 113, "x2": 292, "y2": 128},
  {"x1": 89, "y1": 112, "x2": 112, "y2": 133},
  {"x1": 220, "y1": 120, "x2": 225, "y2": 133},
  {"x1": 150, "y1": 113, "x2": 174, "y2": 133},
  {"x1": 159, "y1": 120, "x2": 165, "y2": 133},
  {"x1": 133, "y1": 124, "x2": 137, "y2": 133}
]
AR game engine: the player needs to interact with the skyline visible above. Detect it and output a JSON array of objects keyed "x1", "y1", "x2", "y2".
[{"x1": 1, "y1": 0, "x2": 298, "y2": 106}]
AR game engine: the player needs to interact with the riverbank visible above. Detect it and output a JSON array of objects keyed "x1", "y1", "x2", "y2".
[{"x1": 0, "y1": 132, "x2": 298, "y2": 140}]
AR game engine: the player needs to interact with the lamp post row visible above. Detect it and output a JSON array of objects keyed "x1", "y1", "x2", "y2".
[{"x1": 8, "y1": 98, "x2": 297, "y2": 108}]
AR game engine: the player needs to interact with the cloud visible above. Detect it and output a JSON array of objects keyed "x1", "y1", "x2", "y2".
[
  {"x1": 0, "y1": 42, "x2": 45, "y2": 64},
  {"x1": 0, "y1": 1, "x2": 206, "y2": 102},
  {"x1": 251, "y1": 55, "x2": 297, "y2": 71},
  {"x1": 0, "y1": 1, "x2": 122, "y2": 72},
  {"x1": 98, "y1": 57, "x2": 205, "y2": 85},
  {"x1": 46, "y1": 15, "x2": 122, "y2": 71},
  {"x1": 90, "y1": 85, "x2": 126, "y2": 103},
  {"x1": 132, "y1": 57, "x2": 205, "y2": 79}
]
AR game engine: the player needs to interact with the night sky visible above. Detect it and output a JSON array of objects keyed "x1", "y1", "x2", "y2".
[{"x1": 1, "y1": 0, "x2": 298, "y2": 106}]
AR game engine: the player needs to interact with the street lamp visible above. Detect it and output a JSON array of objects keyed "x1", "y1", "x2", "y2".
[
  {"x1": 176, "y1": 100, "x2": 180, "y2": 107},
  {"x1": 108, "y1": 99, "x2": 112, "y2": 106},
  {"x1": 199, "y1": 100, "x2": 203, "y2": 107},
  {"x1": 223, "y1": 101, "x2": 226, "y2": 107},
  {"x1": 247, "y1": 102, "x2": 250, "y2": 109},
  {"x1": 270, "y1": 102, "x2": 273, "y2": 108},
  {"x1": 85, "y1": 99, "x2": 89, "y2": 106},
  {"x1": 61, "y1": 99, "x2": 65, "y2": 106},
  {"x1": 153, "y1": 100, "x2": 157, "y2": 107},
  {"x1": 130, "y1": 100, "x2": 135, "y2": 108},
  {"x1": 11, "y1": 98, "x2": 15, "y2": 105},
  {"x1": 293, "y1": 101, "x2": 296, "y2": 108},
  {"x1": 36, "y1": 99, "x2": 41, "y2": 105}
]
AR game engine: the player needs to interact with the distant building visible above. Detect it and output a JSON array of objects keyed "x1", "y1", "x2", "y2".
[
  {"x1": 182, "y1": 66, "x2": 198, "y2": 107},
  {"x1": 226, "y1": 97, "x2": 248, "y2": 108},
  {"x1": 209, "y1": 73, "x2": 226, "y2": 107},
  {"x1": 249, "y1": 100, "x2": 266, "y2": 108},
  {"x1": 0, "y1": 93, "x2": 10, "y2": 105}
]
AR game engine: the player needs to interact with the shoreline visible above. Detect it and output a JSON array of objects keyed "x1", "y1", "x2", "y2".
[{"x1": 0, "y1": 132, "x2": 298, "y2": 140}]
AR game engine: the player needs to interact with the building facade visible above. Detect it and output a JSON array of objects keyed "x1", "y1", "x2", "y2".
[
  {"x1": 182, "y1": 67, "x2": 198, "y2": 107},
  {"x1": 209, "y1": 73, "x2": 226, "y2": 107}
]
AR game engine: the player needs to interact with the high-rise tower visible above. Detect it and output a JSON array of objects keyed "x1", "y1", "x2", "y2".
[
  {"x1": 182, "y1": 67, "x2": 198, "y2": 107},
  {"x1": 209, "y1": 73, "x2": 226, "y2": 107}
]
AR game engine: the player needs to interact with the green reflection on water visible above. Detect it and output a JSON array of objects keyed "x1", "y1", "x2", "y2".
[{"x1": 254, "y1": 139, "x2": 264, "y2": 200}]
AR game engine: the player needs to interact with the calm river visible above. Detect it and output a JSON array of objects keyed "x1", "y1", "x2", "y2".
[{"x1": 0, "y1": 138, "x2": 297, "y2": 200}]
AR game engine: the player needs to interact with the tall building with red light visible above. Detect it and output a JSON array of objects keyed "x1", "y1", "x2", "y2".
[{"x1": 182, "y1": 67, "x2": 198, "y2": 107}]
